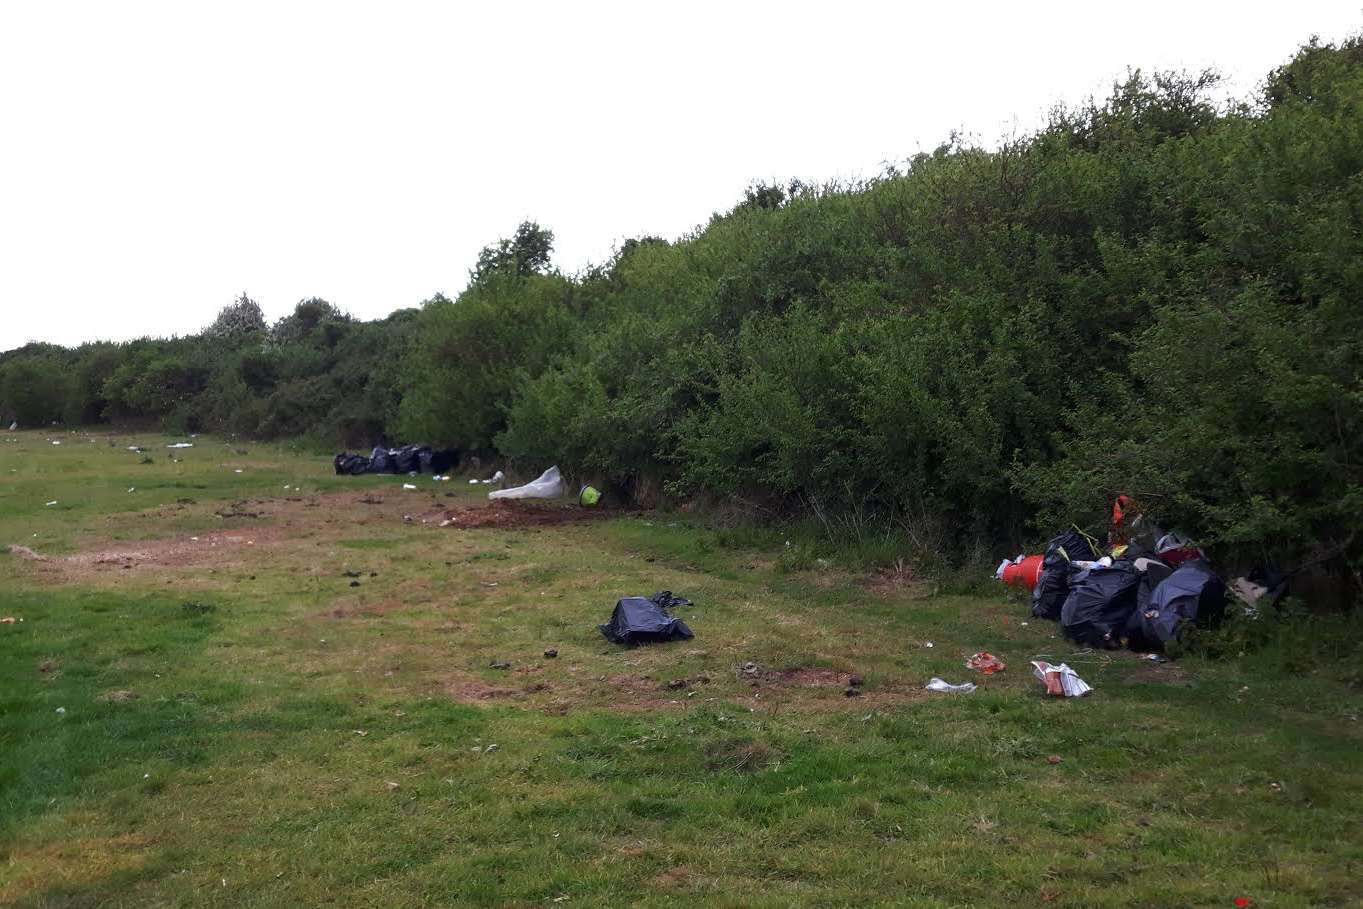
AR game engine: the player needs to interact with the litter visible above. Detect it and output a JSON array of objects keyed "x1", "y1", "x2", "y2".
[
  {"x1": 402, "y1": 483, "x2": 417, "y2": 490},
  {"x1": 45, "y1": 500, "x2": 57, "y2": 507},
  {"x1": 489, "y1": 466, "x2": 564, "y2": 501},
  {"x1": 480, "y1": 470, "x2": 505, "y2": 485},
  {"x1": 1030, "y1": 661, "x2": 1092, "y2": 697},
  {"x1": 997, "y1": 554, "x2": 1042, "y2": 591},
  {"x1": 127, "y1": 487, "x2": 135, "y2": 493},
  {"x1": 965, "y1": 652, "x2": 1006, "y2": 674},
  {"x1": 468, "y1": 478, "x2": 479, "y2": 485},
  {"x1": 925, "y1": 678, "x2": 976, "y2": 693},
  {"x1": 599, "y1": 595, "x2": 694, "y2": 645},
  {"x1": 579, "y1": 485, "x2": 601, "y2": 506},
  {"x1": 0, "y1": 616, "x2": 19, "y2": 624},
  {"x1": 233, "y1": 469, "x2": 243, "y2": 473},
  {"x1": 334, "y1": 444, "x2": 459, "y2": 477},
  {"x1": 166, "y1": 442, "x2": 193, "y2": 449},
  {"x1": 1125, "y1": 560, "x2": 1226, "y2": 650}
]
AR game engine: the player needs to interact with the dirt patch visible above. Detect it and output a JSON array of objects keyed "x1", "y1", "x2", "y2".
[
  {"x1": 425, "y1": 500, "x2": 614, "y2": 530},
  {"x1": 1124, "y1": 658, "x2": 1191, "y2": 685},
  {"x1": 7, "y1": 545, "x2": 46, "y2": 561},
  {"x1": 865, "y1": 559, "x2": 932, "y2": 598},
  {"x1": 442, "y1": 673, "x2": 528, "y2": 702},
  {"x1": 650, "y1": 866, "x2": 695, "y2": 888}
]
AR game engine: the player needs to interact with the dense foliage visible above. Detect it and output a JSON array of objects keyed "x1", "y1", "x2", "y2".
[{"x1": 3, "y1": 36, "x2": 1360, "y2": 572}]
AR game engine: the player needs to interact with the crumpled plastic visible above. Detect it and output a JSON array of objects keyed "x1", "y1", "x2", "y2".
[
  {"x1": 489, "y1": 466, "x2": 563, "y2": 500},
  {"x1": 925, "y1": 678, "x2": 977, "y2": 693},
  {"x1": 965, "y1": 652, "x2": 1006, "y2": 674},
  {"x1": 1030, "y1": 660, "x2": 1092, "y2": 697}
]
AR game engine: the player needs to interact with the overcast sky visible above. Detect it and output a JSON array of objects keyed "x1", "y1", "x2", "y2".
[{"x1": 1, "y1": 2, "x2": 1358, "y2": 350}]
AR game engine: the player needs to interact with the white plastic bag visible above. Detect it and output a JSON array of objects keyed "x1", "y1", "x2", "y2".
[
  {"x1": 488, "y1": 466, "x2": 563, "y2": 500},
  {"x1": 924, "y1": 677, "x2": 976, "y2": 694}
]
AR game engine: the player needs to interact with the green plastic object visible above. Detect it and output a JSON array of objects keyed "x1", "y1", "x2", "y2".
[{"x1": 579, "y1": 485, "x2": 600, "y2": 507}]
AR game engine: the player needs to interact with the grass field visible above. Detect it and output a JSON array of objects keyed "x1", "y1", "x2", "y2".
[{"x1": 1, "y1": 431, "x2": 1360, "y2": 908}]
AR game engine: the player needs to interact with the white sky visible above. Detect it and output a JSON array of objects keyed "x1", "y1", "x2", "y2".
[{"x1": 1, "y1": 1, "x2": 1359, "y2": 350}]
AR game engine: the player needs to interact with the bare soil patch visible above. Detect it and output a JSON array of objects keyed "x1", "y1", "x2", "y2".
[{"x1": 424, "y1": 500, "x2": 614, "y2": 530}]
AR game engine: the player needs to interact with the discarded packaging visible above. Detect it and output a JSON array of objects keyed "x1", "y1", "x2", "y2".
[
  {"x1": 965, "y1": 652, "x2": 1006, "y2": 674},
  {"x1": 402, "y1": 483, "x2": 417, "y2": 490},
  {"x1": 489, "y1": 465, "x2": 564, "y2": 500},
  {"x1": 925, "y1": 678, "x2": 976, "y2": 693},
  {"x1": 167, "y1": 442, "x2": 193, "y2": 449},
  {"x1": 579, "y1": 485, "x2": 601, "y2": 506},
  {"x1": 1030, "y1": 660, "x2": 1092, "y2": 697}
]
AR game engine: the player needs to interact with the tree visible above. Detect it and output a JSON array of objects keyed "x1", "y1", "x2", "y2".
[
  {"x1": 205, "y1": 293, "x2": 267, "y2": 341},
  {"x1": 469, "y1": 221, "x2": 555, "y2": 285},
  {"x1": 271, "y1": 298, "x2": 351, "y2": 345}
]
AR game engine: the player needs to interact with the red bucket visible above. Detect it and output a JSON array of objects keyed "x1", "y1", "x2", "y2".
[{"x1": 1001, "y1": 555, "x2": 1043, "y2": 592}]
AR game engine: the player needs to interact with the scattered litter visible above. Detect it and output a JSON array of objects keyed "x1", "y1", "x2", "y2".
[
  {"x1": 0, "y1": 616, "x2": 19, "y2": 624},
  {"x1": 51, "y1": 440, "x2": 61, "y2": 445},
  {"x1": 353, "y1": 729, "x2": 368, "y2": 737},
  {"x1": 468, "y1": 478, "x2": 479, "y2": 485},
  {"x1": 924, "y1": 641, "x2": 934, "y2": 648},
  {"x1": 55, "y1": 707, "x2": 66, "y2": 715},
  {"x1": 484, "y1": 743, "x2": 500, "y2": 753},
  {"x1": 127, "y1": 487, "x2": 135, "y2": 493},
  {"x1": 45, "y1": 500, "x2": 57, "y2": 507},
  {"x1": 1030, "y1": 661, "x2": 1093, "y2": 697},
  {"x1": 543, "y1": 648, "x2": 558, "y2": 658},
  {"x1": 385, "y1": 781, "x2": 400, "y2": 792},
  {"x1": 481, "y1": 470, "x2": 505, "y2": 485},
  {"x1": 1144, "y1": 653, "x2": 1169, "y2": 663},
  {"x1": 599, "y1": 595, "x2": 694, "y2": 645},
  {"x1": 166, "y1": 442, "x2": 193, "y2": 449},
  {"x1": 489, "y1": 465, "x2": 564, "y2": 500},
  {"x1": 965, "y1": 652, "x2": 1006, "y2": 674},
  {"x1": 925, "y1": 678, "x2": 976, "y2": 693},
  {"x1": 402, "y1": 483, "x2": 417, "y2": 490},
  {"x1": 489, "y1": 660, "x2": 511, "y2": 670},
  {"x1": 738, "y1": 661, "x2": 761, "y2": 676},
  {"x1": 579, "y1": 485, "x2": 601, "y2": 506}
]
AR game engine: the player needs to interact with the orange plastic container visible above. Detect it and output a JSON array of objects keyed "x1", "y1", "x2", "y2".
[{"x1": 1001, "y1": 555, "x2": 1043, "y2": 592}]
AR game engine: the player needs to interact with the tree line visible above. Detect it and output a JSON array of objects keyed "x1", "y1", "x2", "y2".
[{"x1": 3, "y1": 35, "x2": 1360, "y2": 571}]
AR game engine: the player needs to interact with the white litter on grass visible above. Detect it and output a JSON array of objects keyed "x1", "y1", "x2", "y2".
[
  {"x1": 45, "y1": 500, "x2": 57, "y2": 507},
  {"x1": 925, "y1": 678, "x2": 976, "y2": 694},
  {"x1": 233, "y1": 469, "x2": 243, "y2": 474},
  {"x1": 924, "y1": 641, "x2": 934, "y2": 648},
  {"x1": 469, "y1": 479, "x2": 479, "y2": 485},
  {"x1": 127, "y1": 487, "x2": 135, "y2": 493},
  {"x1": 480, "y1": 470, "x2": 505, "y2": 485},
  {"x1": 51, "y1": 440, "x2": 61, "y2": 445},
  {"x1": 167, "y1": 442, "x2": 193, "y2": 449},
  {"x1": 402, "y1": 483, "x2": 417, "y2": 490},
  {"x1": 489, "y1": 466, "x2": 563, "y2": 500},
  {"x1": 56, "y1": 707, "x2": 66, "y2": 715}
]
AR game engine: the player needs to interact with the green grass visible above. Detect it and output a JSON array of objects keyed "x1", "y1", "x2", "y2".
[{"x1": 1, "y1": 431, "x2": 1360, "y2": 907}]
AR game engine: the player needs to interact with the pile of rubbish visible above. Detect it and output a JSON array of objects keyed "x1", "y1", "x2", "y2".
[
  {"x1": 996, "y1": 495, "x2": 1235, "y2": 652},
  {"x1": 334, "y1": 445, "x2": 459, "y2": 476}
]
